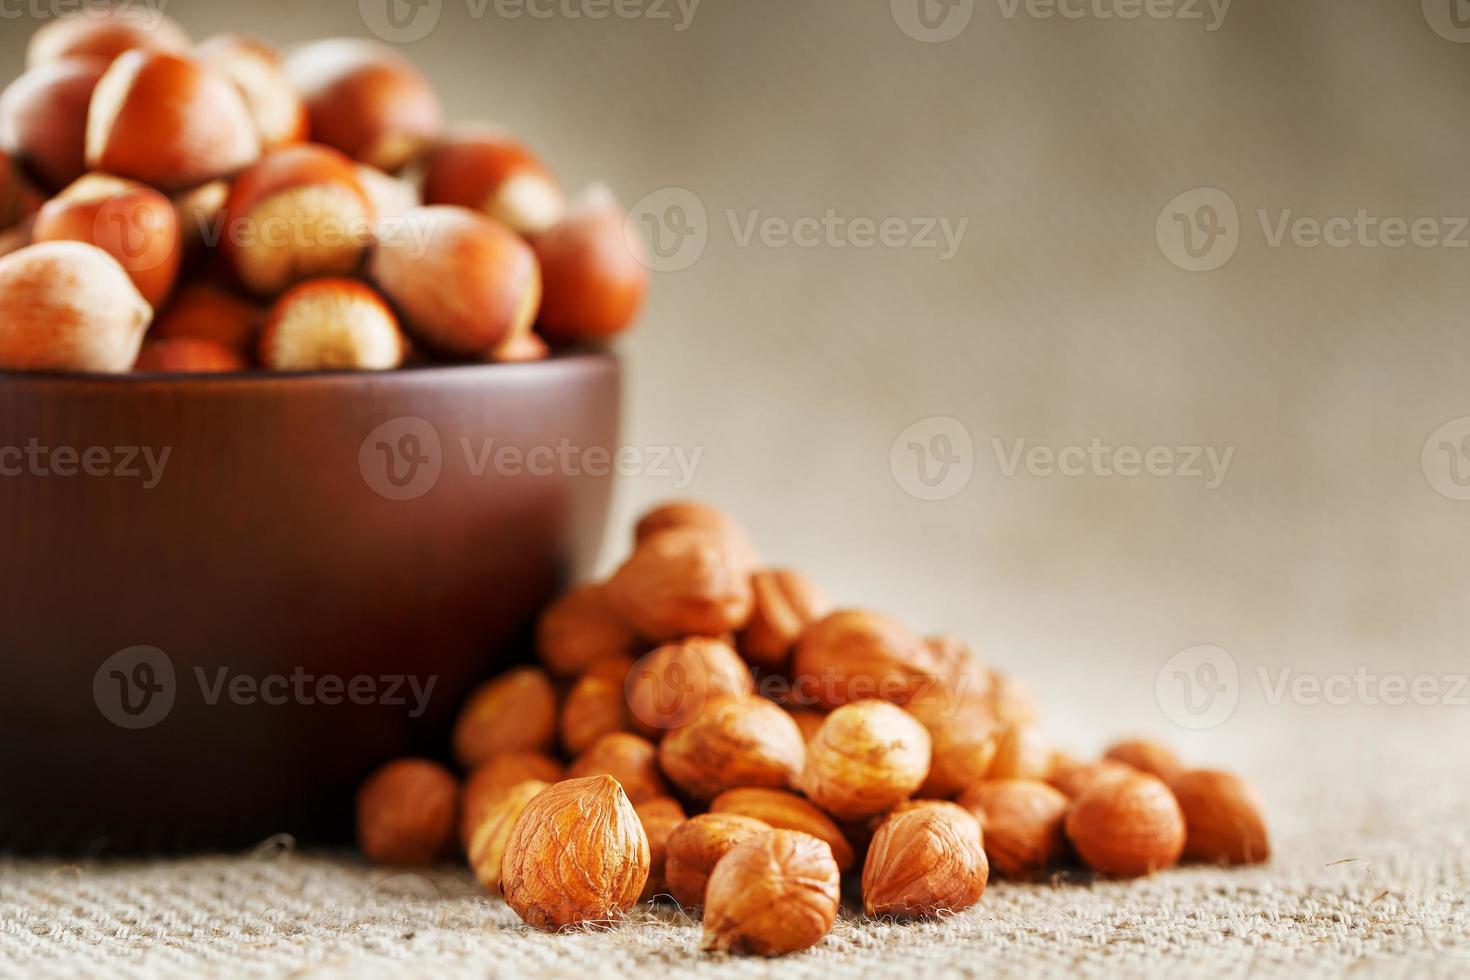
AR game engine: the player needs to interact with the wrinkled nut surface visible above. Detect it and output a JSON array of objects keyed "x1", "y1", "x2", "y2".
[
  {"x1": 1065, "y1": 772, "x2": 1186, "y2": 878},
  {"x1": 924, "y1": 634, "x2": 994, "y2": 703},
  {"x1": 658, "y1": 697, "x2": 806, "y2": 801},
  {"x1": 664, "y1": 812, "x2": 770, "y2": 908},
  {"x1": 862, "y1": 801, "x2": 988, "y2": 919},
  {"x1": 801, "y1": 700, "x2": 931, "y2": 820},
  {"x1": 957, "y1": 778, "x2": 1070, "y2": 879},
  {"x1": 624, "y1": 636, "x2": 753, "y2": 735},
  {"x1": 1104, "y1": 738, "x2": 1185, "y2": 784},
  {"x1": 791, "y1": 610, "x2": 942, "y2": 709},
  {"x1": 459, "y1": 751, "x2": 564, "y2": 846},
  {"x1": 702, "y1": 830, "x2": 841, "y2": 957},
  {"x1": 536, "y1": 583, "x2": 638, "y2": 679},
  {"x1": 634, "y1": 795, "x2": 687, "y2": 900},
  {"x1": 989, "y1": 723, "x2": 1052, "y2": 781},
  {"x1": 1171, "y1": 769, "x2": 1270, "y2": 865},
  {"x1": 452, "y1": 667, "x2": 558, "y2": 768},
  {"x1": 567, "y1": 731, "x2": 669, "y2": 804},
  {"x1": 606, "y1": 528, "x2": 755, "y2": 641},
  {"x1": 634, "y1": 500, "x2": 753, "y2": 554},
  {"x1": 709, "y1": 787, "x2": 855, "y2": 873},
  {"x1": 910, "y1": 699, "x2": 1000, "y2": 799},
  {"x1": 559, "y1": 655, "x2": 633, "y2": 756},
  {"x1": 500, "y1": 775, "x2": 650, "y2": 931},
  {"x1": 986, "y1": 671, "x2": 1039, "y2": 726},
  {"x1": 356, "y1": 758, "x2": 458, "y2": 867},
  {"x1": 467, "y1": 779, "x2": 548, "y2": 893},
  {"x1": 739, "y1": 569, "x2": 831, "y2": 668}
]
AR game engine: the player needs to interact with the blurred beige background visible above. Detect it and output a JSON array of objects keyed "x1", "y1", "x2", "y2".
[{"x1": 6, "y1": 0, "x2": 1468, "y2": 769}]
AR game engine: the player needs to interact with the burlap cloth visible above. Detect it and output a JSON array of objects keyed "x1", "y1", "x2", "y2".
[{"x1": 3, "y1": 743, "x2": 1467, "y2": 980}]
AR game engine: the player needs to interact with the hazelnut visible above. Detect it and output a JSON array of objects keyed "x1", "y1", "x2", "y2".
[
  {"x1": 1170, "y1": 769, "x2": 1270, "y2": 865},
  {"x1": 27, "y1": 10, "x2": 190, "y2": 68},
  {"x1": 606, "y1": 528, "x2": 756, "y2": 642},
  {"x1": 910, "y1": 700, "x2": 1000, "y2": 800},
  {"x1": 134, "y1": 337, "x2": 245, "y2": 374},
  {"x1": 283, "y1": 39, "x2": 442, "y2": 173},
  {"x1": 490, "y1": 331, "x2": 550, "y2": 364},
  {"x1": 559, "y1": 655, "x2": 634, "y2": 756},
  {"x1": 452, "y1": 667, "x2": 558, "y2": 769},
  {"x1": 956, "y1": 779, "x2": 1070, "y2": 878},
  {"x1": 149, "y1": 282, "x2": 261, "y2": 353},
  {"x1": 709, "y1": 787, "x2": 855, "y2": 873},
  {"x1": 500, "y1": 775, "x2": 650, "y2": 931},
  {"x1": 1047, "y1": 756, "x2": 1135, "y2": 800},
  {"x1": 258, "y1": 278, "x2": 406, "y2": 372},
  {"x1": 658, "y1": 697, "x2": 806, "y2": 801},
  {"x1": 664, "y1": 812, "x2": 771, "y2": 908},
  {"x1": 1104, "y1": 738, "x2": 1185, "y2": 784},
  {"x1": 739, "y1": 569, "x2": 832, "y2": 669},
  {"x1": 355, "y1": 163, "x2": 420, "y2": 226},
  {"x1": 422, "y1": 127, "x2": 564, "y2": 236},
  {"x1": 1065, "y1": 772, "x2": 1186, "y2": 878},
  {"x1": 86, "y1": 51, "x2": 261, "y2": 191},
  {"x1": 702, "y1": 830, "x2": 841, "y2": 956},
  {"x1": 988, "y1": 723, "x2": 1051, "y2": 781},
  {"x1": 786, "y1": 709, "x2": 825, "y2": 744},
  {"x1": 0, "y1": 56, "x2": 107, "y2": 192},
  {"x1": 801, "y1": 699, "x2": 931, "y2": 820},
  {"x1": 567, "y1": 731, "x2": 669, "y2": 804},
  {"x1": 33, "y1": 173, "x2": 181, "y2": 307},
  {"x1": 924, "y1": 634, "x2": 994, "y2": 703},
  {"x1": 193, "y1": 34, "x2": 309, "y2": 150},
  {"x1": 467, "y1": 778, "x2": 548, "y2": 893},
  {"x1": 459, "y1": 750, "x2": 564, "y2": 847},
  {"x1": 172, "y1": 180, "x2": 231, "y2": 253},
  {"x1": 623, "y1": 636, "x2": 753, "y2": 735},
  {"x1": 0, "y1": 241, "x2": 151, "y2": 373},
  {"x1": 536, "y1": 583, "x2": 638, "y2": 679},
  {"x1": 862, "y1": 801, "x2": 988, "y2": 919},
  {"x1": 791, "y1": 609, "x2": 942, "y2": 709},
  {"x1": 356, "y1": 757, "x2": 459, "y2": 866},
  {"x1": 531, "y1": 186, "x2": 648, "y2": 344},
  {"x1": 634, "y1": 795, "x2": 687, "y2": 900},
  {"x1": 986, "y1": 670, "x2": 1039, "y2": 725},
  {"x1": 634, "y1": 500, "x2": 757, "y2": 559}
]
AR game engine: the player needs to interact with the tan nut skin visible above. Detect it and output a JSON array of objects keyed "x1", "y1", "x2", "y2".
[
  {"x1": 912, "y1": 702, "x2": 1000, "y2": 800},
  {"x1": 148, "y1": 282, "x2": 261, "y2": 354},
  {"x1": 702, "y1": 830, "x2": 841, "y2": 957},
  {"x1": 536, "y1": 583, "x2": 638, "y2": 679},
  {"x1": 0, "y1": 56, "x2": 108, "y2": 192},
  {"x1": 1104, "y1": 738, "x2": 1185, "y2": 784},
  {"x1": 791, "y1": 609, "x2": 942, "y2": 709},
  {"x1": 624, "y1": 636, "x2": 753, "y2": 736},
  {"x1": 459, "y1": 751, "x2": 564, "y2": 848},
  {"x1": 356, "y1": 758, "x2": 459, "y2": 867},
  {"x1": 1170, "y1": 769, "x2": 1270, "y2": 865},
  {"x1": 739, "y1": 569, "x2": 832, "y2": 669},
  {"x1": 560, "y1": 655, "x2": 634, "y2": 756},
  {"x1": 1065, "y1": 772, "x2": 1186, "y2": 878},
  {"x1": 634, "y1": 500, "x2": 752, "y2": 550},
  {"x1": 1047, "y1": 755, "x2": 1136, "y2": 800},
  {"x1": 634, "y1": 796, "x2": 687, "y2": 900},
  {"x1": 957, "y1": 779, "x2": 1070, "y2": 879},
  {"x1": 467, "y1": 778, "x2": 548, "y2": 893},
  {"x1": 567, "y1": 732, "x2": 670, "y2": 804},
  {"x1": 862, "y1": 801, "x2": 988, "y2": 919},
  {"x1": 531, "y1": 189, "x2": 648, "y2": 344},
  {"x1": 422, "y1": 128, "x2": 563, "y2": 236},
  {"x1": 193, "y1": 34, "x2": 309, "y2": 150},
  {"x1": 133, "y1": 337, "x2": 245, "y2": 374},
  {"x1": 500, "y1": 776, "x2": 650, "y2": 931},
  {"x1": 709, "y1": 788, "x2": 855, "y2": 873},
  {"x1": 607, "y1": 528, "x2": 756, "y2": 642},
  {"x1": 451, "y1": 668, "x2": 558, "y2": 769},
  {"x1": 801, "y1": 700, "x2": 931, "y2": 820},
  {"x1": 664, "y1": 812, "x2": 770, "y2": 908},
  {"x1": 657, "y1": 697, "x2": 806, "y2": 802},
  {"x1": 989, "y1": 723, "x2": 1051, "y2": 781}
]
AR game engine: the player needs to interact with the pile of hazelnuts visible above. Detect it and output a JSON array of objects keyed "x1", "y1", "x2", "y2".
[
  {"x1": 357, "y1": 500, "x2": 1271, "y2": 957},
  {"x1": 0, "y1": 10, "x2": 645, "y2": 375}
]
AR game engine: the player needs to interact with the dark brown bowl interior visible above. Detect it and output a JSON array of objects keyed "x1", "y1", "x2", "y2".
[{"x1": 0, "y1": 353, "x2": 619, "y2": 854}]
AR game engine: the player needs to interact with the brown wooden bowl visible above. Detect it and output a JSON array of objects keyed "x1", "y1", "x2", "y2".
[{"x1": 0, "y1": 353, "x2": 619, "y2": 854}]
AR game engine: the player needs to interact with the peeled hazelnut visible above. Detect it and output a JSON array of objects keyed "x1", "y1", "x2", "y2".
[
  {"x1": 1047, "y1": 756, "x2": 1135, "y2": 800},
  {"x1": 193, "y1": 34, "x2": 309, "y2": 150},
  {"x1": 0, "y1": 57, "x2": 107, "y2": 192},
  {"x1": 863, "y1": 801, "x2": 988, "y2": 918},
  {"x1": 0, "y1": 241, "x2": 151, "y2": 373},
  {"x1": 658, "y1": 697, "x2": 806, "y2": 802},
  {"x1": 702, "y1": 830, "x2": 841, "y2": 956},
  {"x1": 459, "y1": 751, "x2": 564, "y2": 847},
  {"x1": 467, "y1": 778, "x2": 548, "y2": 893},
  {"x1": 369, "y1": 206, "x2": 540, "y2": 359},
  {"x1": 791, "y1": 609, "x2": 942, "y2": 709},
  {"x1": 787, "y1": 709, "x2": 825, "y2": 744},
  {"x1": 989, "y1": 723, "x2": 1051, "y2": 781},
  {"x1": 536, "y1": 583, "x2": 638, "y2": 679},
  {"x1": 1170, "y1": 769, "x2": 1270, "y2": 865},
  {"x1": 452, "y1": 667, "x2": 558, "y2": 769},
  {"x1": 957, "y1": 779, "x2": 1070, "y2": 879},
  {"x1": 911, "y1": 700, "x2": 1000, "y2": 799},
  {"x1": 709, "y1": 787, "x2": 855, "y2": 873},
  {"x1": 987, "y1": 670, "x2": 1039, "y2": 725},
  {"x1": 1065, "y1": 772, "x2": 1186, "y2": 878},
  {"x1": 356, "y1": 757, "x2": 459, "y2": 866},
  {"x1": 134, "y1": 337, "x2": 245, "y2": 374},
  {"x1": 560, "y1": 655, "x2": 634, "y2": 756},
  {"x1": 664, "y1": 812, "x2": 771, "y2": 908},
  {"x1": 258, "y1": 278, "x2": 405, "y2": 372},
  {"x1": 739, "y1": 569, "x2": 832, "y2": 669},
  {"x1": 567, "y1": 731, "x2": 669, "y2": 804},
  {"x1": 86, "y1": 51, "x2": 261, "y2": 191},
  {"x1": 33, "y1": 173, "x2": 181, "y2": 307},
  {"x1": 532, "y1": 186, "x2": 647, "y2": 344},
  {"x1": 500, "y1": 775, "x2": 650, "y2": 931},
  {"x1": 925, "y1": 634, "x2": 994, "y2": 702},
  {"x1": 283, "y1": 39, "x2": 442, "y2": 173},
  {"x1": 422, "y1": 128, "x2": 563, "y2": 236},
  {"x1": 27, "y1": 10, "x2": 190, "y2": 68},
  {"x1": 606, "y1": 528, "x2": 756, "y2": 642},
  {"x1": 801, "y1": 699, "x2": 931, "y2": 820},
  {"x1": 635, "y1": 500, "x2": 753, "y2": 551},
  {"x1": 624, "y1": 636, "x2": 753, "y2": 735},
  {"x1": 634, "y1": 795, "x2": 687, "y2": 900},
  {"x1": 150, "y1": 282, "x2": 261, "y2": 353},
  {"x1": 1104, "y1": 738, "x2": 1185, "y2": 784},
  {"x1": 221, "y1": 144, "x2": 376, "y2": 296},
  {"x1": 172, "y1": 180, "x2": 230, "y2": 253}
]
